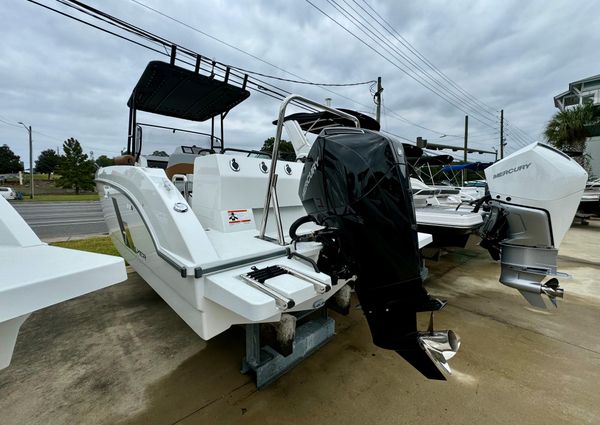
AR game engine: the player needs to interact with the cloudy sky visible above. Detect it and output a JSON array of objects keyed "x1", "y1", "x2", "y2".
[{"x1": 1, "y1": 0, "x2": 599, "y2": 168}]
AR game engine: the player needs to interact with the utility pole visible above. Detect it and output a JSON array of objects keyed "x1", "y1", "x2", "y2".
[
  {"x1": 375, "y1": 76, "x2": 383, "y2": 123},
  {"x1": 462, "y1": 115, "x2": 468, "y2": 186},
  {"x1": 18, "y1": 122, "x2": 34, "y2": 199},
  {"x1": 500, "y1": 109, "x2": 504, "y2": 159}
]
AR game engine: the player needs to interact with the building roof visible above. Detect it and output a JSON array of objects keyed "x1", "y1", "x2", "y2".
[
  {"x1": 554, "y1": 73, "x2": 600, "y2": 109},
  {"x1": 569, "y1": 74, "x2": 600, "y2": 87}
]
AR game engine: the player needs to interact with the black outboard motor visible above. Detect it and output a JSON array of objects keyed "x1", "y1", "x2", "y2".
[{"x1": 296, "y1": 128, "x2": 460, "y2": 380}]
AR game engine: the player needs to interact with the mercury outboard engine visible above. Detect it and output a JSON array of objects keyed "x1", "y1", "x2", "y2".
[
  {"x1": 296, "y1": 128, "x2": 459, "y2": 380},
  {"x1": 480, "y1": 143, "x2": 587, "y2": 307}
]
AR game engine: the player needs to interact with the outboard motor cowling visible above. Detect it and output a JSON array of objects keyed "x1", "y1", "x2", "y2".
[
  {"x1": 297, "y1": 128, "x2": 459, "y2": 379},
  {"x1": 481, "y1": 143, "x2": 587, "y2": 307}
]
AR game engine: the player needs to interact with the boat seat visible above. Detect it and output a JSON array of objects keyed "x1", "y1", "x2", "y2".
[
  {"x1": 166, "y1": 163, "x2": 195, "y2": 180},
  {"x1": 113, "y1": 154, "x2": 136, "y2": 165},
  {"x1": 192, "y1": 155, "x2": 311, "y2": 236}
]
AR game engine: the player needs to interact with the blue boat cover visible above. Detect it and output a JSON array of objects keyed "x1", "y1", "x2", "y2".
[{"x1": 441, "y1": 162, "x2": 492, "y2": 173}]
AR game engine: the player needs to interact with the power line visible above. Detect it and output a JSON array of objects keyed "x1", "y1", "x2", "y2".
[
  {"x1": 380, "y1": 129, "x2": 413, "y2": 143},
  {"x1": 358, "y1": 0, "x2": 501, "y2": 117},
  {"x1": 335, "y1": 0, "x2": 500, "y2": 125},
  {"x1": 0, "y1": 117, "x2": 21, "y2": 128},
  {"x1": 31, "y1": 0, "x2": 321, "y2": 116},
  {"x1": 505, "y1": 121, "x2": 536, "y2": 143},
  {"x1": 360, "y1": 0, "x2": 538, "y2": 144},
  {"x1": 28, "y1": 0, "x2": 498, "y2": 153},
  {"x1": 126, "y1": 0, "x2": 464, "y2": 139},
  {"x1": 320, "y1": 0, "x2": 500, "y2": 127},
  {"x1": 230, "y1": 66, "x2": 375, "y2": 87},
  {"x1": 305, "y1": 0, "x2": 500, "y2": 130},
  {"x1": 308, "y1": 0, "x2": 540, "y2": 146},
  {"x1": 0, "y1": 113, "x2": 64, "y2": 145},
  {"x1": 382, "y1": 109, "x2": 460, "y2": 137},
  {"x1": 128, "y1": 0, "x2": 375, "y2": 87}
]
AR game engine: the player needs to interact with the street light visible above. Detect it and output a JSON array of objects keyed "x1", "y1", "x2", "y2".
[{"x1": 17, "y1": 122, "x2": 34, "y2": 199}]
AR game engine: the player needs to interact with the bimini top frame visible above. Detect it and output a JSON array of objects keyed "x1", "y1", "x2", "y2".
[
  {"x1": 272, "y1": 108, "x2": 380, "y2": 135},
  {"x1": 258, "y1": 95, "x2": 361, "y2": 244},
  {"x1": 126, "y1": 47, "x2": 250, "y2": 161}
]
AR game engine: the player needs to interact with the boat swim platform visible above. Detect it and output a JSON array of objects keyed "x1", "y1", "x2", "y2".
[{"x1": 1, "y1": 221, "x2": 600, "y2": 424}]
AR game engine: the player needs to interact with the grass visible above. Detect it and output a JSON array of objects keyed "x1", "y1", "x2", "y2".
[
  {"x1": 51, "y1": 236, "x2": 121, "y2": 258},
  {"x1": 19, "y1": 194, "x2": 100, "y2": 202}
]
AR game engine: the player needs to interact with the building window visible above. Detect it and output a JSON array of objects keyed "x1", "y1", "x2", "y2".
[
  {"x1": 582, "y1": 94, "x2": 595, "y2": 105},
  {"x1": 564, "y1": 95, "x2": 579, "y2": 107}
]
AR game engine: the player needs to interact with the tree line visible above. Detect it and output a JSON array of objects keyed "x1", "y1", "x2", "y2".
[{"x1": 0, "y1": 138, "x2": 112, "y2": 194}]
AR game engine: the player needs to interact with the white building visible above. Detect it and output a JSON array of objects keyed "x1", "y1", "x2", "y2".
[{"x1": 554, "y1": 74, "x2": 600, "y2": 178}]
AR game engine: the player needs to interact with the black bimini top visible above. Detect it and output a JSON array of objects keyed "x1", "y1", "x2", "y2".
[
  {"x1": 127, "y1": 61, "x2": 250, "y2": 121},
  {"x1": 402, "y1": 144, "x2": 424, "y2": 163},
  {"x1": 273, "y1": 109, "x2": 380, "y2": 133},
  {"x1": 413, "y1": 154, "x2": 455, "y2": 166}
]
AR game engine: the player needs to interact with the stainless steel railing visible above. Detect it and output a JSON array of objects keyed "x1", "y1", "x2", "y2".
[{"x1": 258, "y1": 94, "x2": 360, "y2": 244}]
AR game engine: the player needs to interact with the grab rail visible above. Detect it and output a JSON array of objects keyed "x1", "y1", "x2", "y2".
[
  {"x1": 258, "y1": 94, "x2": 360, "y2": 243},
  {"x1": 97, "y1": 177, "x2": 199, "y2": 278}
]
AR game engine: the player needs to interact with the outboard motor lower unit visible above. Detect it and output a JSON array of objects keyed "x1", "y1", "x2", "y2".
[
  {"x1": 480, "y1": 143, "x2": 587, "y2": 308},
  {"x1": 296, "y1": 128, "x2": 459, "y2": 379}
]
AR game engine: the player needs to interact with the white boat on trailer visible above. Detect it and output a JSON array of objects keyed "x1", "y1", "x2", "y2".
[
  {"x1": 95, "y1": 59, "x2": 457, "y2": 384},
  {"x1": 1, "y1": 56, "x2": 585, "y2": 388},
  {"x1": 92, "y1": 57, "x2": 587, "y2": 386}
]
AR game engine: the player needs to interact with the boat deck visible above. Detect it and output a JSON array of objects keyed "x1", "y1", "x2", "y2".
[{"x1": 1, "y1": 220, "x2": 599, "y2": 424}]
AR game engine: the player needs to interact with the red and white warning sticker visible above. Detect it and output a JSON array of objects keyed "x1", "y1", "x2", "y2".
[{"x1": 227, "y1": 209, "x2": 252, "y2": 224}]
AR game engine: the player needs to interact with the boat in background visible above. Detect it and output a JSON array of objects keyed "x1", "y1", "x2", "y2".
[
  {"x1": 409, "y1": 177, "x2": 484, "y2": 248},
  {"x1": 578, "y1": 178, "x2": 600, "y2": 216}
]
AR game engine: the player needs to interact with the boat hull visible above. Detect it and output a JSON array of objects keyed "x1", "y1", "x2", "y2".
[{"x1": 96, "y1": 163, "x2": 347, "y2": 340}]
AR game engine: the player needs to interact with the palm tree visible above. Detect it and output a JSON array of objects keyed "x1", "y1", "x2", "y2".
[
  {"x1": 544, "y1": 104, "x2": 595, "y2": 167},
  {"x1": 544, "y1": 104, "x2": 594, "y2": 152}
]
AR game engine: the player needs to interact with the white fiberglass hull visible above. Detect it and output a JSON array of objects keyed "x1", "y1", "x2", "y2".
[
  {"x1": 0, "y1": 196, "x2": 126, "y2": 369},
  {"x1": 97, "y1": 155, "x2": 434, "y2": 341},
  {"x1": 96, "y1": 157, "x2": 347, "y2": 340}
]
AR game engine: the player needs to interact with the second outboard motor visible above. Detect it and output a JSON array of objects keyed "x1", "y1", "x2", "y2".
[
  {"x1": 480, "y1": 143, "x2": 587, "y2": 307},
  {"x1": 297, "y1": 128, "x2": 459, "y2": 380}
]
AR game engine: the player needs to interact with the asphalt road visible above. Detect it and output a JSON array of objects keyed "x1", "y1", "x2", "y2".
[{"x1": 12, "y1": 201, "x2": 107, "y2": 240}]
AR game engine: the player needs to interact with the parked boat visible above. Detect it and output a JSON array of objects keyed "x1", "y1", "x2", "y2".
[
  {"x1": 95, "y1": 60, "x2": 461, "y2": 382},
  {"x1": 578, "y1": 178, "x2": 600, "y2": 216},
  {"x1": 93, "y1": 58, "x2": 586, "y2": 383},
  {"x1": 409, "y1": 177, "x2": 483, "y2": 247}
]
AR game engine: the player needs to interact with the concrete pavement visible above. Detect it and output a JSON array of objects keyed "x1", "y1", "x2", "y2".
[
  {"x1": 1, "y1": 220, "x2": 599, "y2": 424},
  {"x1": 11, "y1": 201, "x2": 107, "y2": 240}
]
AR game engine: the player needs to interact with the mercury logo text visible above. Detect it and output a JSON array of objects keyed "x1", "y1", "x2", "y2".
[
  {"x1": 493, "y1": 162, "x2": 532, "y2": 179},
  {"x1": 301, "y1": 157, "x2": 319, "y2": 199}
]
